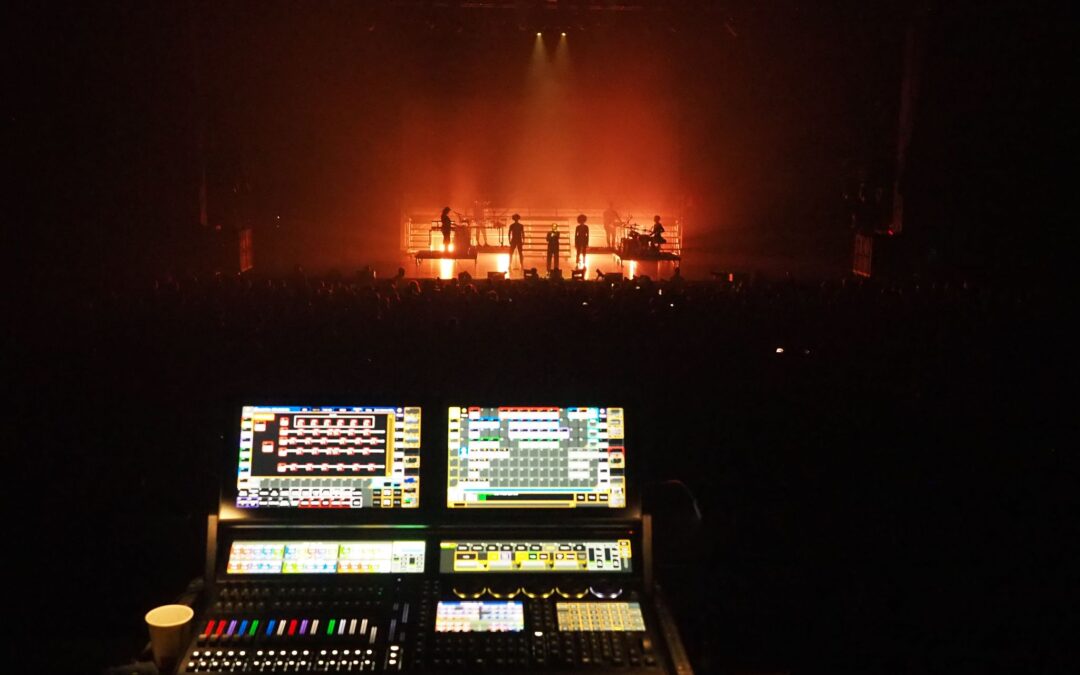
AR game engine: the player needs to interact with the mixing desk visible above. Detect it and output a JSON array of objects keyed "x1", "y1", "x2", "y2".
[{"x1": 170, "y1": 404, "x2": 692, "y2": 674}]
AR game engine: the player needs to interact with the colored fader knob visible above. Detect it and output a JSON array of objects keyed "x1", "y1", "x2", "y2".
[{"x1": 451, "y1": 579, "x2": 486, "y2": 599}]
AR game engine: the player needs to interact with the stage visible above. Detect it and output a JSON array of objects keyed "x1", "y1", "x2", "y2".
[{"x1": 409, "y1": 247, "x2": 682, "y2": 281}]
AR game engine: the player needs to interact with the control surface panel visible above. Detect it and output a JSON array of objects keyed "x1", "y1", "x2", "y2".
[{"x1": 439, "y1": 540, "x2": 632, "y2": 573}]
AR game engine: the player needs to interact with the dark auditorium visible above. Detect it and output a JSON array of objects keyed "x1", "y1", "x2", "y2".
[{"x1": 11, "y1": 2, "x2": 1067, "y2": 674}]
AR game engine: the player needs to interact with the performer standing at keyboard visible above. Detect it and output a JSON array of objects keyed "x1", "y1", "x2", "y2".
[
  {"x1": 508, "y1": 213, "x2": 525, "y2": 272},
  {"x1": 574, "y1": 214, "x2": 590, "y2": 268},
  {"x1": 439, "y1": 206, "x2": 453, "y2": 251}
]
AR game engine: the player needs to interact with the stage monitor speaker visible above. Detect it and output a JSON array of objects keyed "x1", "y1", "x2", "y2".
[
  {"x1": 571, "y1": 269, "x2": 585, "y2": 280},
  {"x1": 488, "y1": 271, "x2": 506, "y2": 281}
]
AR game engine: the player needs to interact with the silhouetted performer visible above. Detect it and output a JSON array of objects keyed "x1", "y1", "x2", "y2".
[
  {"x1": 440, "y1": 207, "x2": 453, "y2": 250},
  {"x1": 649, "y1": 215, "x2": 666, "y2": 252},
  {"x1": 574, "y1": 214, "x2": 590, "y2": 267},
  {"x1": 603, "y1": 203, "x2": 620, "y2": 249},
  {"x1": 508, "y1": 213, "x2": 525, "y2": 271},
  {"x1": 546, "y1": 224, "x2": 561, "y2": 274}
]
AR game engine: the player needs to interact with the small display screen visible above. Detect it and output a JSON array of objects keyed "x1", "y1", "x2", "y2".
[
  {"x1": 557, "y1": 602, "x2": 646, "y2": 632},
  {"x1": 447, "y1": 406, "x2": 626, "y2": 508},
  {"x1": 439, "y1": 540, "x2": 632, "y2": 573},
  {"x1": 235, "y1": 406, "x2": 421, "y2": 510},
  {"x1": 226, "y1": 540, "x2": 426, "y2": 574},
  {"x1": 435, "y1": 601, "x2": 525, "y2": 632}
]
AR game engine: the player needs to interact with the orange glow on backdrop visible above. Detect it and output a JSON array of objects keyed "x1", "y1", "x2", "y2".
[{"x1": 402, "y1": 33, "x2": 679, "y2": 221}]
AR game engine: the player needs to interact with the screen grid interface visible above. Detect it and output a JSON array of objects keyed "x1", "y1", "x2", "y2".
[
  {"x1": 439, "y1": 540, "x2": 632, "y2": 573},
  {"x1": 447, "y1": 406, "x2": 625, "y2": 508},
  {"x1": 226, "y1": 541, "x2": 426, "y2": 574},
  {"x1": 236, "y1": 406, "x2": 421, "y2": 509},
  {"x1": 435, "y1": 602, "x2": 525, "y2": 632}
]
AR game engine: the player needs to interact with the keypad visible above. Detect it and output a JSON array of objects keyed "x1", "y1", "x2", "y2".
[{"x1": 557, "y1": 602, "x2": 647, "y2": 632}]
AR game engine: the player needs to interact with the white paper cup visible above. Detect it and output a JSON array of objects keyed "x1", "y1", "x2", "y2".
[{"x1": 145, "y1": 604, "x2": 194, "y2": 670}]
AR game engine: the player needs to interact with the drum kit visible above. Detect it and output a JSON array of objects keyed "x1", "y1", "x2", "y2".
[
  {"x1": 471, "y1": 200, "x2": 509, "y2": 246},
  {"x1": 619, "y1": 220, "x2": 656, "y2": 257}
]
